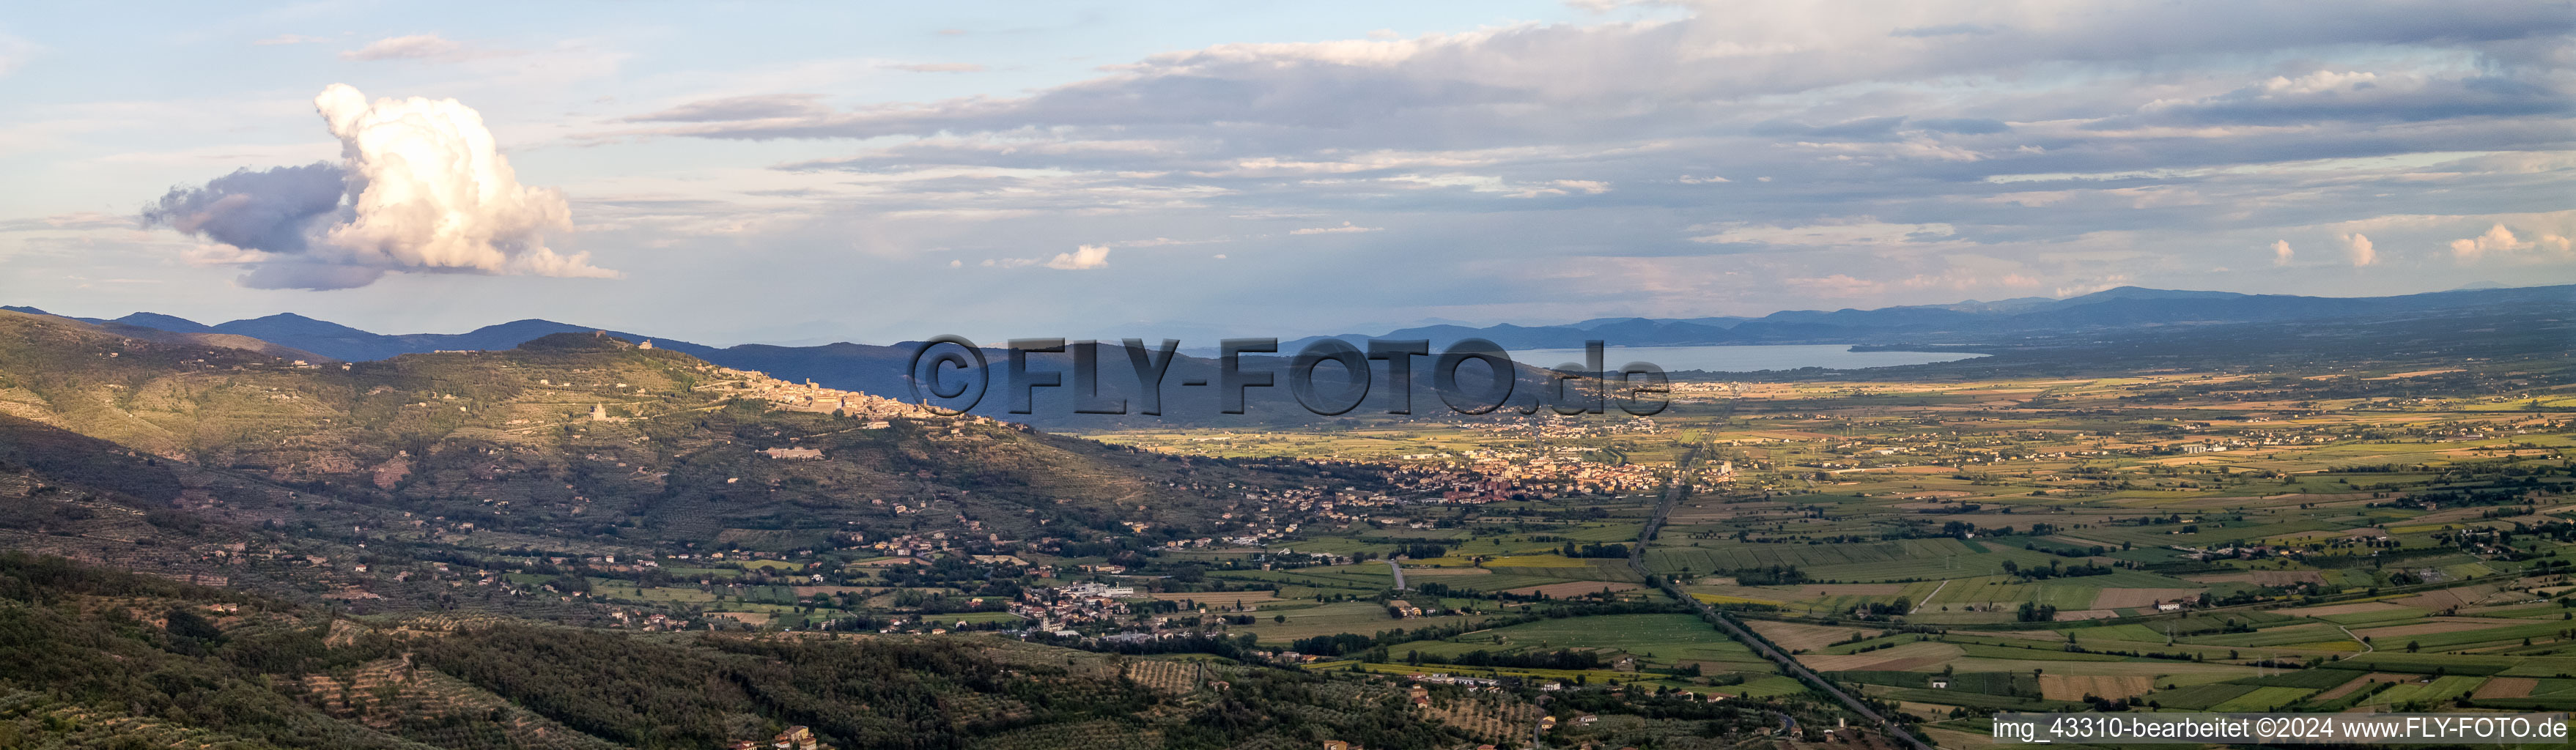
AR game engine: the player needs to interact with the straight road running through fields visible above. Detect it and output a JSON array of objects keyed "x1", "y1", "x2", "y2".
[
  {"x1": 1911, "y1": 579, "x2": 1949, "y2": 614},
  {"x1": 1631, "y1": 441, "x2": 1935, "y2": 750}
]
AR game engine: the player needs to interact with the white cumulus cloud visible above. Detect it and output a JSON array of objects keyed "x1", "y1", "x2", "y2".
[
  {"x1": 1042, "y1": 244, "x2": 1112, "y2": 270},
  {"x1": 2341, "y1": 233, "x2": 2377, "y2": 267},
  {"x1": 143, "y1": 84, "x2": 613, "y2": 289},
  {"x1": 2448, "y1": 223, "x2": 2572, "y2": 261}
]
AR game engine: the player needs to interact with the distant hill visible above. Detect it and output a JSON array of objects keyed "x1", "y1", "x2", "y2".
[
  {"x1": 109, "y1": 311, "x2": 218, "y2": 333},
  {"x1": 25, "y1": 310, "x2": 717, "y2": 363},
  {"x1": 210, "y1": 313, "x2": 717, "y2": 363},
  {"x1": 43, "y1": 311, "x2": 1584, "y2": 428},
  {"x1": 0, "y1": 308, "x2": 1326, "y2": 543},
  {"x1": 56, "y1": 284, "x2": 2575, "y2": 366},
  {"x1": 25, "y1": 283, "x2": 2572, "y2": 428},
  {"x1": 92, "y1": 320, "x2": 329, "y2": 362},
  {"x1": 1282, "y1": 284, "x2": 2576, "y2": 352}
]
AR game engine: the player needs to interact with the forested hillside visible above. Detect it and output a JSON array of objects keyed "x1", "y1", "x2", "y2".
[{"x1": 0, "y1": 552, "x2": 1491, "y2": 749}]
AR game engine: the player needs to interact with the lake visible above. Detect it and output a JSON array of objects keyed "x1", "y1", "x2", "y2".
[{"x1": 1509, "y1": 344, "x2": 1987, "y2": 373}]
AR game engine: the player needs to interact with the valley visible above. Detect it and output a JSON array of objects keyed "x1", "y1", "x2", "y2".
[{"x1": 0, "y1": 293, "x2": 2569, "y2": 749}]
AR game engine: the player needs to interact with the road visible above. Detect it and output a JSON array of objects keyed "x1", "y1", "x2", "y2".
[
  {"x1": 2337, "y1": 624, "x2": 2374, "y2": 660},
  {"x1": 1386, "y1": 560, "x2": 1407, "y2": 590},
  {"x1": 1910, "y1": 579, "x2": 1949, "y2": 614},
  {"x1": 1528, "y1": 694, "x2": 1551, "y2": 749},
  {"x1": 1630, "y1": 441, "x2": 1935, "y2": 750}
]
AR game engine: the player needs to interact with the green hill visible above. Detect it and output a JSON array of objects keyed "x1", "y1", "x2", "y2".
[
  {"x1": 0, "y1": 311, "x2": 1372, "y2": 601},
  {"x1": 0, "y1": 552, "x2": 1479, "y2": 750}
]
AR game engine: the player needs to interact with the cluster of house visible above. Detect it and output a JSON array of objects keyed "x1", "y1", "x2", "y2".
[
  {"x1": 1014, "y1": 582, "x2": 1143, "y2": 634},
  {"x1": 605, "y1": 609, "x2": 687, "y2": 631},
  {"x1": 1324, "y1": 743, "x2": 1519, "y2": 750},
  {"x1": 1465, "y1": 453, "x2": 1669, "y2": 495},
  {"x1": 1155, "y1": 485, "x2": 1395, "y2": 549},
  {"x1": 1405, "y1": 672, "x2": 1504, "y2": 688},
  {"x1": 1128, "y1": 445, "x2": 1724, "y2": 553},
  {"x1": 2177, "y1": 542, "x2": 2303, "y2": 561},
  {"x1": 693, "y1": 366, "x2": 930, "y2": 420},
  {"x1": 1387, "y1": 466, "x2": 1529, "y2": 503},
  {"x1": 1462, "y1": 413, "x2": 1664, "y2": 439},
  {"x1": 720, "y1": 725, "x2": 826, "y2": 750}
]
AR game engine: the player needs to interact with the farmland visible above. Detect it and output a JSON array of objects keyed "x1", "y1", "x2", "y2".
[
  {"x1": 1075, "y1": 352, "x2": 2576, "y2": 746},
  {"x1": 4, "y1": 302, "x2": 2569, "y2": 750}
]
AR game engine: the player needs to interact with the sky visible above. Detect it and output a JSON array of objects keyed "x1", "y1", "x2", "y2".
[{"x1": 0, "y1": 1, "x2": 2570, "y2": 346}]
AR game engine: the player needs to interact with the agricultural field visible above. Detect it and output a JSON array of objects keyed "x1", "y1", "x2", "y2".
[{"x1": 1082, "y1": 355, "x2": 2576, "y2": 746}]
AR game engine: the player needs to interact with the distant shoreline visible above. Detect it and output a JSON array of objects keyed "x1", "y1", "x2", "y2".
[{"x1": 1515, "y1": 343, "x2": 1991, "y2": 374}]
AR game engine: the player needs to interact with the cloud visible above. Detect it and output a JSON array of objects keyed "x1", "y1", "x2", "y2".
[
  {"x1": 1785, "y1": 274, "x2": 1883, "y2": 297},
  {"x1": 2448, "y1": 223, "x2": 2573, "y2": 260},
  {"x1": 2271, "y1": 240, "x2": 2294, "y2": 266},
  {"x1": 1912, "y1": 117, "x2": 2009, "y2": 134},
  {"x1": 254, "y1": 34, "x2": 330, "y2": 46},
  {"x1": 1, "y1": 212, "x2": 139, "y2": 232},
  {"x1": 1043, "y1": 244, "x2": 1112, "y2": 270},
  {"x1": 1512, "y1": 179, "x2": 1609, "y2": 198},
  {"x1": 609, "y1": 3, "x2": 2569, "y2": 148},
  {"x1": 1290, "y1": 222, "x2": 1381, "y2": 234},
  {"x1": 981, "y1": 244, "x2": 1114, "y2": 270},
  {"x1": 1891, "y1": 23, "x2": 1998, "y2": 37},
  {"x1": 1691, "y1": 220, "x2": 1957, "y2": 248},
  {"x1": 2341, "y1": 233, "x2": 2377, "y2": 267},
  {"x1": 342, "y1": 34, "x2": 475, "y2": 62},
  {"x1": 1109, "y1": 236, "x2": 1231, "y2": 248},
  {"x1": 141, "y1": 84, "x2": 611, "y2": 289},
  {"x1": 476, "y1": 1, "x2": 2576, "y2": 327},
  {"x1": 626, "y1": 94, "x2": 830, "y2": 123},
  {"x1": 2127, "y1": 70, "x2": 2571, "y2": 126},
  {"x1": 1752, "y1": 116, "x2": 1908, "y2": 139},
  {"x1": 2055, "y1": 275, "x2": 2131, "y2": 297},
  {"x1": 1894, "y1": 257, "x2": 2045, "y2": 292},
  {"x1": 888, "y1": 62, "x2": 986, "y2": 73},
  {"x1": 142, "y1": 163, "x2": 347, "y2": 253}
]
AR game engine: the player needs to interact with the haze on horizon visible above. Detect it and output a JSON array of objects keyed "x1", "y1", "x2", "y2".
[{"x1": 0, "y1": 1, "x2": 2569, "y2": 346}]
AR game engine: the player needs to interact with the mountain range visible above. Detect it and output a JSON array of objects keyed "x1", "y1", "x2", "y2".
[
  {"x1": 0, "y1": 307, "x2": 723, "y2": 363},
  {"x1": 15, "y1": 283, "x2": 2567, "y2": 367},
  {"x1": 7, "y1": 283, "x2": 2570, "y2": 427},
  {"x1": 1281, "y1": 284, "x2": 2575, "y2": 352}
]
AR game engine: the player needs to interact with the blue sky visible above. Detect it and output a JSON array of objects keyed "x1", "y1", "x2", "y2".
[{"x1": 1, "y1": 1, "x2": 2569, "y2": 345}]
